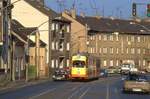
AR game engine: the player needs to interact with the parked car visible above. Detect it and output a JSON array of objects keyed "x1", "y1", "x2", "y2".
[
  {"x1": 100, "y1": 69, "x2": 108, "y2": 77},
  {"x1": 122, "y1": 73, "x2": 150, "y2": 93},
  {"x1": 52, "y1": 69, "x2": 69, "y2": 81}
]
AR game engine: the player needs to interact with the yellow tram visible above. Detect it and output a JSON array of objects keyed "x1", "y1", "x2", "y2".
[{"x1": 70, "y1": 53, "x2": 100, "y2": 80}]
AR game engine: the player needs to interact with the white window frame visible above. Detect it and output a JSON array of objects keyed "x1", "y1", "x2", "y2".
[
  {"x1": 110, "y1": 60, "x2": 113, "y2": 67},
  {"x1": 103, "y1": 48, "x2": 107, "y2": 54},
  {"x1": 51, "y1": 60, "x2": 54, "y2": 68},
  {"x1": 67, "y1": 59, "x2": 69, "y2": 67},
  {"x1": 110, "y1": 35, "x2": 113, "y2": 41},
  {"x1": 67, "y1": 43, "x2": 70, "y2": 51},
  {"x1": 52, "y1": 42, "x2": 55, "y2": 50},
  {"x1": 137, "y1": 48, "x2": 141, "y2": 54},
  {"x1": 51, "y1": 23, "x2": 55, "y2": 30},
  {"x1": 99, "y1": 35, "x2": 101, "y2": 40},
  {"x1": 104, "y1": 60, "x2": 107, "y2": 67},
  {"x1": 137, "y1": 36, "x2": 140, "y2": 42},
  {"x1": 110, "y1": 47, "x2": 113, "y2": 54},
  {"x1": 116, "y1": 48, "x2": 119, "y2": 54},
  {"x1": 67, "y1": 25, "x2": 70, "y2": 33}
]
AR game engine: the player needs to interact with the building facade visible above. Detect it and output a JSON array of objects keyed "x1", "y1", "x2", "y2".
[
  {"x1": 62, "y1": 11, "x2": 150, "y2": 70},
  {"x1": 51, "y1": 17, "x2": 71, "y2": 70},
  {"x1": 11, "y1": 0, "x2": 71, "y2": 75}
]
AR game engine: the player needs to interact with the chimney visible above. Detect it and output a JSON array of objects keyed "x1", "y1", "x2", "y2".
[
  {"x1": 71, "y1": 8, "x2": 76, "y2": 19},
  {"x1": 80, "y1": 12, "x2": 85, "y2": 17},
  {"x1": 95, "y1": 15, "x2": 101, "y2": 19}
]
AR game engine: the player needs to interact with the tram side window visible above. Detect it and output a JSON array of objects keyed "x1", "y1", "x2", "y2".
[{"x1": 73, "y1": 61, "x2": 85, "y2": 67}]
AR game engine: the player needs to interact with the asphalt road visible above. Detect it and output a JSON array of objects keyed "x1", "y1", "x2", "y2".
[{"x1": 0, "y1": 75, "x2": 150, "y2": 99}]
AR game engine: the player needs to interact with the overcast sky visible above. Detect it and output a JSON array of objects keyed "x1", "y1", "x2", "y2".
[{"x1": 45, "y1": 0, "x2": 150, "y2": 19}]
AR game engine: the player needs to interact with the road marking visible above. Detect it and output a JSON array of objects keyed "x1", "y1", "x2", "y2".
[
  {"x1": 67, "y1": 85, "x2": 87, "y2": 99},
  {"x1": 29, "y1": 88, "x2": 56, "y2": 99},
  {"x1": 78, "y1": 87, "x2": 91, "y2": 99},
  {"x1": 106, "y1": 83, "x2": 109, "y2": 99}
]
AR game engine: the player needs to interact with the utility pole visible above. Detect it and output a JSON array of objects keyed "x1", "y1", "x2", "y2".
[
  {"x1": 49, "y1": 19, "x2": 52, "y2": 78},
  {"x1": 1, "y1": 0, "x2": 12, "y2": 81},
  {"x1": 35, "y1": 30, "x2": 40, "y2": 79}
]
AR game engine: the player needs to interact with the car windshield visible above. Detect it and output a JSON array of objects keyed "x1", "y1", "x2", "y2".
[
  {"x1": 54, "y1": 70, "x2": 66, "y2": 75},
  {"x1": 73, "y1": 61, "x2": 85, "y2": 67}
]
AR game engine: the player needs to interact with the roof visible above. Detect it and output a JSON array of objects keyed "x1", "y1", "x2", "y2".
[
  {"x1": 24, "y1": 0, "x2": 58, "y2": 18},
  {"x1": 76, "y1": 16, "x2": 150, "y2": 35},
  {"x1": 11, "y1": 20, "x2": 46, "y2": 47},
  {"x1": 24, "y1": 0, "x2": 70, "y2": 23}
]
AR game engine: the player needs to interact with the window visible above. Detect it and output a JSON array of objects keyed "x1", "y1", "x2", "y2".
[
  {"x1": 143, "y1": 60, "x2": 146, "y2": 66},
  {"x1": 51, "y1": 23, "x2": 55, "y2": 30},
  {"x1": 99, "y1": 35, "x2": 101, "y2": 40},
  {"x1": 59, "y1": 43, "x2": 64, "y2": 51},
  {"x1": 143, "y1": 36, "x2": 146, "y2": 42},
  {"x1": 67, "y1": 43, "x2": 70, "y2": 51},
  {"x1": 116, "y1": 35, "x2": 119, "y2": 41},
  {"x1": 52, "y1": 42, "x2": 55, "y2": 50},
  {"x1": 56, "y1": 60, "x2": 58, "y2": 68},
  {"x1": 143, "y1": 49, "x2": 146, "y2": 54},
  {"x1": 90, "y1": 36, "x2": 93, "y2": 40},
  {"x1": 51, "y1": 60, "x2": 54, "y2": 68},
  {"x1": 139, "y1": 60, "x2": 141, "y2": 66},
  {"x1": 67, "y1": 25, "x2": 70, "y2": 32},
  {"x1": 103, "y1": 48, "x2": 107, "y2": 53},
  {"x1": 93, "y1": 36, "x2": 95, "y2": 40},
  {"x1": 90, "y1": 47, "x2": 92, "y2": 53},
  {"x1": 109, "y1": 35, "x2": 113, "y2": 41},
  {"x1": 67, "y1": 59, "x2": 70, "y2": 67},
  {"x1": 93, "y1": 48, "x2": 95, "y2": 53},
  {"x1": 99, "y1": 48, "x2": 102, "y2": 53},
  {"x1": 131, "y1": 48, "x2": 135, "y2": 54},
  {"x1": 110, "y1": 60, "x2": 113, "y2": 66},
  {"x1": 137, "y1": 48, "x2": 141, "y2": 54},
  {"x1": 126, "y1": 48, "x2": 129, "y2": 54},
  {"x1": 137, "y1": 36, "x2": 140, "y2": 42},
  {"x1": 104, "y1": 60, "x2": 107, "y2": 66},
  {"x1": 116, "y1": 48, "x2": 119, "y2": 54},
  {"x1": 103, "y1": 35, "x2": 107, "y2": 41},
  {"x1": 56, "y1": 42, "x2": 58, "y2": 50},
  {"x1": 131, "y1": 36, "x2": 134, "y2": 42},
  {"x1": 127, "y1": 36, "x2": 129, "y2": 42},
  {"x1": 56, "y1": 23, "x2": 59, "y2": 30},
  {"x1": 116, "y1": 60, "x2": 119, "y2": 66},
  {"x1": 110, "y1": 47, "x2": 113, "y2": 54}
]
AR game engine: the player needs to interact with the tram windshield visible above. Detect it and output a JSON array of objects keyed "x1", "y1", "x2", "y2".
[{"x1": 72, "y1": 61, "x2": 86, "y2": 67}]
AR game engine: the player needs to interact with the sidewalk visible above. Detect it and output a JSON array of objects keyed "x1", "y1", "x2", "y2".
[{"x1": 0, "y1": 78, "x2": 51, "y2": 94}]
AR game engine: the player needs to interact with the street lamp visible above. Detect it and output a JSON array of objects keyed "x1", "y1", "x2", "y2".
[{"x1": 130, "y1": 22, "x2": 150, "y2": 32}]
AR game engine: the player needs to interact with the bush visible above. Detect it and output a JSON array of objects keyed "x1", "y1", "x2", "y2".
[{"x1": 28, "y1": 65, "x2": 37, "y2": 80}]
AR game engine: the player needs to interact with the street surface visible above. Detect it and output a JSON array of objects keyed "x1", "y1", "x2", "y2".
[{"x1": 0, "y1": 75, "x2": 150, "y2": 99}]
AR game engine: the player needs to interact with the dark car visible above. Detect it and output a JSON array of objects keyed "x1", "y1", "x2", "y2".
[
  {"x1": 100, "y1": 69, "x2": 108, "y2": 77},
  {"x1": 123, "y1": 73, "x2": 150, "y2": 93},
  {"x1": 52, "y1": 69, "x2": 69, "y2": 81}
]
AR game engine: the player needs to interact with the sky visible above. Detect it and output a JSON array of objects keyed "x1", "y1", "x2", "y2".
[{"x1": 45, "y1": 0, "x2": 150, "y2": 19}]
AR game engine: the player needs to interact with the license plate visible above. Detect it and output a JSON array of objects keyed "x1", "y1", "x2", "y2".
[{"x1": 132, "y1": 88, "x2": 142, "y2": 92}]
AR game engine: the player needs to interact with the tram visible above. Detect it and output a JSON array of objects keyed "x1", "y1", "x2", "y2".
[{"x1": 70, "y1": 53, "x2": 100, "y2": 80}]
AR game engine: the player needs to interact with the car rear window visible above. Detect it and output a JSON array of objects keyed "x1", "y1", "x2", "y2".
[{"x1": 127, "y1": 74, "x2": 148, "y2": 81}]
